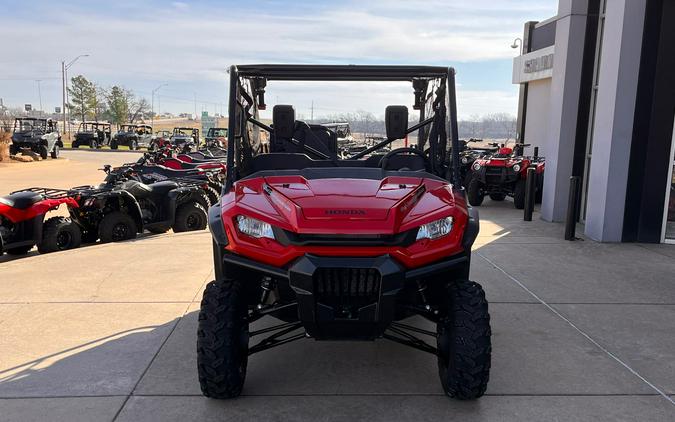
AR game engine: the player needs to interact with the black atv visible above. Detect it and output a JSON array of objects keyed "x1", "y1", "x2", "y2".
[
  {"x1": 72, "y1": 122, "x2": 112, "y2": 149},
  {"x1": 111, "y1": 124, "x2": 153, "y2": 150},
  {"x1": 68, "y1": 166, "x2": 210, "y2": 243},
  {"x1": 111, "y1": 153, "x2": 224, "y2": 202}
]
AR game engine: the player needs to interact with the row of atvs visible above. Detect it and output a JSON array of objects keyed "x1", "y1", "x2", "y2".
[
  {"x1": 454, "y1": 140, "x2": 546, "y2": 209},
  {"x1": 0, "y1": 146, "x2": 227, "y2": 257}
]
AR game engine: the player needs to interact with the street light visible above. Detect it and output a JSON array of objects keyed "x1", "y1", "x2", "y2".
[
  {"x1": 511, "y1": 38, "x2": 523, "y2": 55},
  {"x1": 61, "y1": 54, "x2": 89, "y2": 137},
  {"x1": 151, "y1": 83, "x2": 168, "y2": 130}
]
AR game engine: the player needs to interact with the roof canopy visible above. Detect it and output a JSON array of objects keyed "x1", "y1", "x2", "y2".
[{"x1": 235, "y1": 64, "x2": 453, "y2": 81}]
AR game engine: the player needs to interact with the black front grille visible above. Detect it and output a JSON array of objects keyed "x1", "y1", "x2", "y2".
[{"x1": 314, "y1": 268, "x2": 381, "y2": 316}]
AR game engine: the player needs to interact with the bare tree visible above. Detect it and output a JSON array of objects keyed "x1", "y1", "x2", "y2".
[{"x1": 129, "y1": 98, "x2": 150, "y2": 123}]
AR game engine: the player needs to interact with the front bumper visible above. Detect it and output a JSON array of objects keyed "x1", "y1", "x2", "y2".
[
  {"x1": 221, "y1": 251, "x2": 468, "y2": 340},
  {"x1": 476, "y1": 166, "x2": 520, "y2": 186}
]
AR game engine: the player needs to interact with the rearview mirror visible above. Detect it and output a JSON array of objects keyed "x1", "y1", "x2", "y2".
[
  {"x1": 385, "y1": 105, "x2": 408, "y2": 140},
  {"x1": 273, "y1": 105, "x2": 296, "y2": 139}
]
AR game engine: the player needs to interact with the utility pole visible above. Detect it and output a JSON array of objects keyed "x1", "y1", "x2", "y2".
[
  {"x1": 61, "y1": 61, "x2": 66, "y2": 134},
  {"x1": 194, "y1": 93, "x2": 197, "y2": 119},
  {"x1": 35, "y1": 80, "x2": 43, "y2": 116},
  {"x1": 61, "y1": 54, "x2": 89, "y2": 137},
  {"x1": 310, "y1": 100, "x2": 314, "y2": 123},
  {"x1": 151, "y1": 83, "x2": 168, "y2": 130}
]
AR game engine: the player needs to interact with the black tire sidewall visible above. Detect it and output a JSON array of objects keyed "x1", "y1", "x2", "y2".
[{"x1": 99, "y1": 211, "x2": 137, "y2": 243}]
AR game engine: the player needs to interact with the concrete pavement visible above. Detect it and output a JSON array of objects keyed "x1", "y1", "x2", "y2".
[{"x1": 1, "y1": 151, "x2": 674, "y2": 421}]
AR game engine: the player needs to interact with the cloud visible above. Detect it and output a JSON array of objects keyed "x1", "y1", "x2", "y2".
[{"x1": 0, "y1": 0, "x2": 555, "y2": 115}]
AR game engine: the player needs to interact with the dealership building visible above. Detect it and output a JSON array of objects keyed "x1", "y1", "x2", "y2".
[{"x1": 512, "y1": 0, "x2": 675, "y2": 243}]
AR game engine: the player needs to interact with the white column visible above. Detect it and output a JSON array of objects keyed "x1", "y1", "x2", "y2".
[
  {"x1": 541, "y1": 0, "x2": 589, "y2": 222},
  {"x1": 584, "y1": 0, "x2": 646, "y2": 241}
]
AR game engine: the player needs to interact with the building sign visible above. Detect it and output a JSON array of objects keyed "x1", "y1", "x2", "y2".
[
  {"x1": 513, "y1": 45, "x2": 555, "y2": 84},
  {"x1": 524, "y1": 53, "x2": 554, "y2": 73},
  {"x1": 24, "y1": 104, "x2": 32, "y2": 112}
]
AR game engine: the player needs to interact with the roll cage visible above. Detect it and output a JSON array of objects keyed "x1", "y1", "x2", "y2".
[
  {"x1": 14, "y1": 118, "x2": 52, "y2": 132},
  {"x1": 224, "y1": 64, "x2": 462, "y2": 191},
  {"x1": 77, "y1": 122, "x2": 111, "y2": 132}
]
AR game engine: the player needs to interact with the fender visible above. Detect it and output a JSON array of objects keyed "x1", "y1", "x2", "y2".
[{"x1": 114, "y1": 190, "x2": 144, "y2": 233}]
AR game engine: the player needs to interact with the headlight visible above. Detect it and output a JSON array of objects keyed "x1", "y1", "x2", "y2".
[
  {"x1": 512, "y1": 164, "x2": 521, "y2": 172},
  {"x1": 461, "y1": 156, "x2": 469, "y2": 164},
  {"x1": 236, "y1": 215, "x2": 275, "y2": 239},
  {"x1": 416, "y1": 217, "x2": 454, "y2": 241},
  {"x1": 472, "y1": 162, "x2": 481, "y2": 171}
]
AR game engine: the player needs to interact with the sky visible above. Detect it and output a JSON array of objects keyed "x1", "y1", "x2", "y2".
[{"x1": 0, "y1": 0, "x2": 558, "y2": 120}]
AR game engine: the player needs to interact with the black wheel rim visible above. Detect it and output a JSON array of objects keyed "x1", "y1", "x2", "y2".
[
  {"x1": 111, "y1": 223, "x2": 129, "y2": 241},
  {"x1": 56, "y1": 231, "x2": 72, "y2": 249},
  {"x1": 186, "y1": 212, "x2": 201, "y2": 230}
]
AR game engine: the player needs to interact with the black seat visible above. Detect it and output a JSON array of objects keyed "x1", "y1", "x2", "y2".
[{"x1": 0, "y1": 191, "x2": 43, "y2": 209}]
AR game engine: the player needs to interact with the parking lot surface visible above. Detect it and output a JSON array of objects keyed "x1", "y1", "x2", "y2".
[{"x1": 1, "y1": 151, "x2": 674, "y2": 421}]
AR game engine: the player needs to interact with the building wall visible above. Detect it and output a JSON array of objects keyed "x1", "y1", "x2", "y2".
[
  {"x1": 523, "y1": 79, "x2": 551, "y2": 157},
  {"x1": 584, "y1": 0, "x2": 646, "y2": 241}
]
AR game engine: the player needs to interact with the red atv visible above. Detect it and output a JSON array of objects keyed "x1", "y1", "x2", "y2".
[
  {"x1": 0, "y1": 188, "x2": 82, "y2": 256},
  {"x1": 197, "y1": 64, "x2": 491, "y2": 400},
  {"x1": 467, "y1": 144, "x2": 545, "y2": 209}
]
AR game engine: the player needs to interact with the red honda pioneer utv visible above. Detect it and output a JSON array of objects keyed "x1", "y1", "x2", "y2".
[
  {"x1": 0, "y1": 188, "x2": 81, "y2": 256},
  {"x1": 467, "y1": 143, "x2": 545, "y2": 209},
  {"x1": 198, "y1": 64, "x2": 490, "y2": 400}
]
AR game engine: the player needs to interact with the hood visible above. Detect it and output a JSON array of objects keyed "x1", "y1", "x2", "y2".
[{"x1": 232, "y1": 175, "x2": 458, "y2": 234}]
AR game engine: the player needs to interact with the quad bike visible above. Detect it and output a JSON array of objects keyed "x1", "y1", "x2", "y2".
[
  {"x1": 113, "y1": 159, "x2": 224, "y2": 201},
  {"x1": 10, "y1": 118, "x2": 63, "y2": 159},
  {"x1": 452, "y1": 139, "x2": 498, "y2": 188},
  {"x1": 103, "y1": 161, "x2": 223, "y2": 208},
  {"x1": 145, "y1": 148, "x2": 226, "y2": 171},
  {"x1": 467, "y1": 143, "x2": 545, "y2": 209},
  {"x1": 197, "y1": 64, "x2": 490, "y2": 401},
  {"x1": 68, "y1": 166, "x2": 210, "y2": 243},
  {"x1": 0, "y1": 188, "x2": 81, "y2": 256}
]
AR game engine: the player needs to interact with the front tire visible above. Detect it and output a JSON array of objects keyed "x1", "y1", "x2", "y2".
[
  {"x1": 173, "y1": 202, "x2": 207, "y2": 232},
  {"x1": 437, "y1": 280, "x2": 491, "y2": 400},
  {"x1": 197, "y1": 279, "x2": 249, "y2": 399},
  {"x1": 110, "y1": 139, "x2": 118, "y2": 150},
  {"x1": 38, "y1": 217, "x2": 82, "y2": 253},
  {"x1": 39, "y1": 145, "x2": 49, "y2": 160},
  {"x1": 467, "y1": 177, "x2": 484, "y2": 206},
  {"x1": 130, "y1": 140, "x2": 138, "y2": 150},
  {"x1": 99, "y1": 211, "x2": 137, "y2": 243},
  {"x1": 50, "y1": 144, "x2": 60, "y2": 159}
]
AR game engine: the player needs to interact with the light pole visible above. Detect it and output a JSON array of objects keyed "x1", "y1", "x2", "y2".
[
  {"x1": 511, "y1": 38, "x2": 523, "y2": 55},
  {"x1": 61, "y1": 54, "x2": 89, "y2": 137},
  {"x1": 35, "y1": 80, "x2": 43, "y2": 117},
  {"x1": 151, "y1": 83, "x2": 168, "y2": 130}
]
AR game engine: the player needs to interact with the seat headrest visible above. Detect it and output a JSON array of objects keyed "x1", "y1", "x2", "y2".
[{"x1": 273, "y1": 105, "x2": 296, "y2": 139}]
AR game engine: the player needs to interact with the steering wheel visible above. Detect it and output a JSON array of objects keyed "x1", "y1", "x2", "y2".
[{"x1": 379, "y1": 147, "x2": 430, "y2": 171}]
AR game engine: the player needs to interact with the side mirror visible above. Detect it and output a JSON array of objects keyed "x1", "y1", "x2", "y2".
[
  {"x1": 385, "y1": 105, "x2": 408, "y2": 140},
  {"x1": 273, "y1": 105, "x2": 296, "y2": 139}
]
